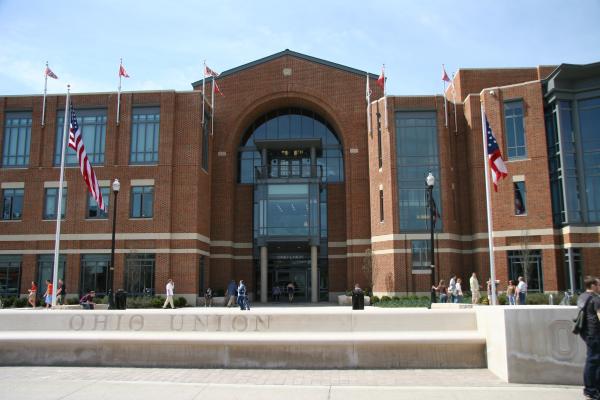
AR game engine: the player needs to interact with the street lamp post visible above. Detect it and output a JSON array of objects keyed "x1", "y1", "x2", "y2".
[
  {"x1": 426, "y1": 173, "x2": 436, "y2": 305},
  {"x1": 108, "y1": 178, "x2": 120, "y2": 310}
]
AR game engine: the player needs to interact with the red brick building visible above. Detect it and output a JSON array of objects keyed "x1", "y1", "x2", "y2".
[{"x1": 1, "y1": 50, "x2": 599, "y2": 303}]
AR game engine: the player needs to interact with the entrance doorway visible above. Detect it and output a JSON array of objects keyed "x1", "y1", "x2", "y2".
[{"x1": 269, "y1": 252, "x2": 310, "y2": 301}]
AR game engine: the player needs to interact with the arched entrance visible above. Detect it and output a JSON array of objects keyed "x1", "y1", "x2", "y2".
[{"x1": 238, "y1": 108, "x2": 344, "y2": 302}]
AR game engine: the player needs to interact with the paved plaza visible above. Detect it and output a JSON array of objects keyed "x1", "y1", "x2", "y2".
[{"x1": 0, "y1": 367, "x2": 581, "y2": 400}]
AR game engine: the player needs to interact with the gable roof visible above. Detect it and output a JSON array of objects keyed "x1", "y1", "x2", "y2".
[{"x1": 191, "y1": 49, "x2": 379, "y2": 88}]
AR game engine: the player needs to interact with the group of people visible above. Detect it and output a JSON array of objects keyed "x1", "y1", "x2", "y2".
[
  {"x1": 432, "y1": 272, "x2": 529, "y2": 305},
  {"x1": 27, "y1": 279, "x2": 66, "y2": 309},
  {"x1": 224, "y1": 280, "x2": 250, "y2": 310},
  {"x1": 271, "y1": 282, "x2": 295, "y2": 303}
]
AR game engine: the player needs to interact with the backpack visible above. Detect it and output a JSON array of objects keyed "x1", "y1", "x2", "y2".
[{"x1": 573, "y1": 295, "x2": 593, "y2": 336}]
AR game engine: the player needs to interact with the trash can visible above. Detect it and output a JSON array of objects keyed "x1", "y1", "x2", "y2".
[
  {"x1": 352, "y1": 290, "x2": 364, "y2": 310},
  {"x1": 115, "y1": 289, "x2": 127, "y2": 310}
]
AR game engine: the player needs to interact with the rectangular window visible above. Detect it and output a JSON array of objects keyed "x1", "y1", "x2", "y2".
[
  {"x1": 0, "y1": 255, "x2": 21, "y2": 296},
  {"x1": 377, "y1": 109, "x2": 383, "y2": 169},
  {"x1": 55, "y1": 109, "x2": 107, "y2": 166},
  {"x1": 36, "y1": 254, "x2": 66, "y2": 293},
  {"x1": 43, "y1": 187, "x2": 67, "y2": 220},
  {"x1": 411, "y1": 240, "x2": 430, "y2": 271},
  {"x1": 130, "y1": 186, "x2": 154, "y2": 218},
  {"x1": 130, "y1": 107, "x2": 160, "y2": 164},
  {"x1": 504, "y1": 101, "x2": 527, "y2": 159},
  {"x1": 202, "y1": 115, "x2": 210, "y2": 171},
  {"x1": 80, "y1": 254, "x2": 109, "y2": 295},
  {"x1": 87, "y1": 187, "x2": 110, "y2": 219},
  {"x1": 2, "y1": 188, "x2": 24, "y2": 220},
  {"x1": 379, "y1": 189, "x2": 384, "y2": 222},
  {"x1": 514, "y1": 181, "x2": 527, "y2": 215},
  {"x1": 578, "y1": 97, "x2": 600, "y2": 223},
  {"x1": 507, "y1": 250, "x2": 543, "y2": 292},
  {"x1": 2, "y1": 112, "x2": 32, "y2": 167},
  {"x1": 396, "y1": 111, "x2": 442, "y2": 231},
  {"x1": 124, "y1": 254, "x2": 155, "y2": 295}
]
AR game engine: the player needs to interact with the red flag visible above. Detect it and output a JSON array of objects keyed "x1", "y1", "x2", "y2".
[
  {"x1": 68, "y1": 103, "x2": 105, "y2": 211},
  {"x1": 376, "y1": 66, "x2": 385, "y2": 90},
  {"x1": 442, "y1": 65, "x2": 450, "y2": 82},
  {"x1": 45, "y1": 66, "x2": 58, "y2": 79},
  {"x1": 214, "y1": 80, "x2": 224, "y2": 96},
  {"x1": 205, "y1": 65, "x2": 219, "y2": 77},
  {"x1": 119, "y1": 64, "x2": 130, "y2": 78}
]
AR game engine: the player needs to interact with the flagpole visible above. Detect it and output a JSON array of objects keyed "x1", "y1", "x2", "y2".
[
  {"x1": 366, "y1": 73, "x2": 371, "y2": 135},
  {"x1": 117, "y1": 58, "x2": 123, "y2": 126},
  {"x1": 383, "y1": 64, "x2": 388, "y2": 131},
  {"x1": 480, "y1": 100, "x2": 498, "y2": 306},
  {"x1": 51, "y1": 85, "x2": 70, "y2": 308},
  {"x1": 42, "y1": 62, "x2": 49, "y2": 127},
  {"x1": 202, "y1": 60, "x2": 206, "y2": 124},
  {"x1": 211, "y1": 76, "x2": 215, "y2": 136},
  {"x1": 443, "y1": 65, "x2": 448, "y2": 128},
  {"x1": 452, "y1": 74, "x2": 458, "y2": 133}
]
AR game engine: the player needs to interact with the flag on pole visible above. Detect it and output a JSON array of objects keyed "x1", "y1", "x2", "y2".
[
  {"x1": 442, "y1": 65, "x2": 450, "y2": 83},
  {"x1": 205, "y1": 65, "x2": 219, "y2": 77},
  {"x1": 442, "y1": 64, "x2": 450, "y2": 127},
  {"x1": 68, "y1": 103, "x2": 106, "y2": 211},
  {"x1": 117, "y1": 59, "x2": 129, "y2": 125},
  {"x1": 45, "y1": 66, "x2": 58, "y2": 79},
  {"x1": 119, "y1": 63, "x2": 130, "y2": 78},
  {"x1": 484, "y1": 115, "x2": 508, "y2": 191},
  {"x1": 376, "y1": 66, "x2": 385, "y2": 90},
  {"x1": 42, "y1": 62, "x2": 58, "y2": 126}
]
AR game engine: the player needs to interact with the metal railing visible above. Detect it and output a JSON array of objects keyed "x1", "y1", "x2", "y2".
[{"x1": 255, "y1": 164, "x2": 322, "y2": 180}]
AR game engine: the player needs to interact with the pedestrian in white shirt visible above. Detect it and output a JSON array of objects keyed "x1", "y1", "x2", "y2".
[
  {"x1": 516, "y1": 276, "x2": 527, "y2": 305},
  {"x1": 163, "y1": 279, "x2": 175, "y2": 309},
  {"x1": 470, "y1": 272, "x2": 480, "y2": 304}
]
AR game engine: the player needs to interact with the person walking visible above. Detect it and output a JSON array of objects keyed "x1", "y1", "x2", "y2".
[
  {"x1": 56, "y1": 279, "x2": 65, "y2": 305},
  {"x1": 506, "y1": 280, "x2": 516, "y2": 305},
  {"x1": 237, "y1": 280, "x2": 249, "y2": 310},
  {"x1": 516, "y1": 276, "x2": 527, "y2": 305},
  {"x1": 226, "y1": 280, "x2": 237, "y2": 307},
  {"x1": 287, "y1": 282, "x2": 295, "y2": 303},
  {"x1": 27, "y1": 281, "x2": 37, "y2": 308},
  {"x1": 469, "y1": 272, "x2": 480, "y2": 304},
  {"x1": 455, "y1": 278, "x2": 464, "y2": 303},
  {"x1": 577, "y1": 276, "x2": 600, "y2": 400},
  {"x1": 43, "y1": 280, "x2": 53, "y2": 309},
  {"x1": 448, "y1": 275, "x2": 457, "y2": 304},
  {"x1": 162, "y1": 279, "x2": 175, "y2": 309}
]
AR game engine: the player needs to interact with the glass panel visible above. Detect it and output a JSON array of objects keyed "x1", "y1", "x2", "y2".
[
  {"x1": 507, "y1": 250, "x2": 543, "y2": 292},
  {"x1": 36, "y1": 255, "x2": 66, "y2": 294},
  {"x1": 125, "y1": 254, "x2": 155, "y2": 295},
  {"x1": 396, "y1": 111, "x2": 441, "y2": 231},
  {"x1": 55, "y1": 110, "x2": 107, "y2": 166},
  {"x1": 87, "y1": 187, "x2": 110, "y2": 219},
  {"x1": 43, "y1": 188, "x2": 67, "y2": 219},
  {"x1": 0, "y1": 255, "x2": 21, "y2": 296},
  {"x1": 2, "y1": 112, "x2": 32, "y2": 167},
  {"x1": 504, "y1": 101, "x2": 527, "y2": 160},
  {"x1": 514, "y1": 181, "x2": 526, "y2": 215},
  {"x1": 81, "y1": 254, "x2": 109, "y2": 295}
]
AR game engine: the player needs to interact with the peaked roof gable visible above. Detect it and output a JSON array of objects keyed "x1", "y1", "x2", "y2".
[{"x1": 191, "y1": 49, "x2": 378, "y2": 88}]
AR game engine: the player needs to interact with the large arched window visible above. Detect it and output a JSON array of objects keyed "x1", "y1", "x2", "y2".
[{"x1": 238, "y1": 108, "x2": 344, "y2": 183}]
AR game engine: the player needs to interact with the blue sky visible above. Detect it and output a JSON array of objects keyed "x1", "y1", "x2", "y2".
[{"x1": 1, "y1": 0, "x2": 599, "y2": 96}]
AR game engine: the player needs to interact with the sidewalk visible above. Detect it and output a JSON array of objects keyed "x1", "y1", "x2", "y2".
[{"x1": 0, "y1": 367, "x2": 581, "y2": 400}]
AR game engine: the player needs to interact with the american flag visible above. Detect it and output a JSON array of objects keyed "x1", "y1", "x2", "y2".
[
  {"x1": 485, "y1": 115, "x2": 508, "y2": 191},
  {"x1": 205, "y1": 65, "x2": 219, "y2": 77},
  {"x1": 214, "y1": 80, "x2": 224, "y2": 96},
  {"x1": 45, "y1": 66, "x2": 58, "y2": 79},
  {"x1": 68, "y1": 104, "x2": 105, "y2": 211},
  {"x1": 376, "y1": 65, "x2": 385, "y2": 90},
  {"x1": 442, "y1": 65, "x2": 450, "y2": 82}
]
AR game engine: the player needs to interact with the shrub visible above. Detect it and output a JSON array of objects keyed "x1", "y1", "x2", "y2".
[
  {"x1": 66, "y1": 297, "x2": 79, "y2": 305},
  {"x1": 392, "y1": 296, "x2": 400, "y2": 301},
  {"x1": 175, "y1": 296, "x2": 188, "y2": 307},
  {"x1": 371, "y1": 295, "x2": 380, "y2": 304},
  {"x1": 2, "y1": 296, "x2": 16, "y2": 308},
  {"x1": 14, "y1": 298, "x2": 28, "y2": 308},
  {"x1": 380, "y1": 296, "x2": 392, "y2": 302}
]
